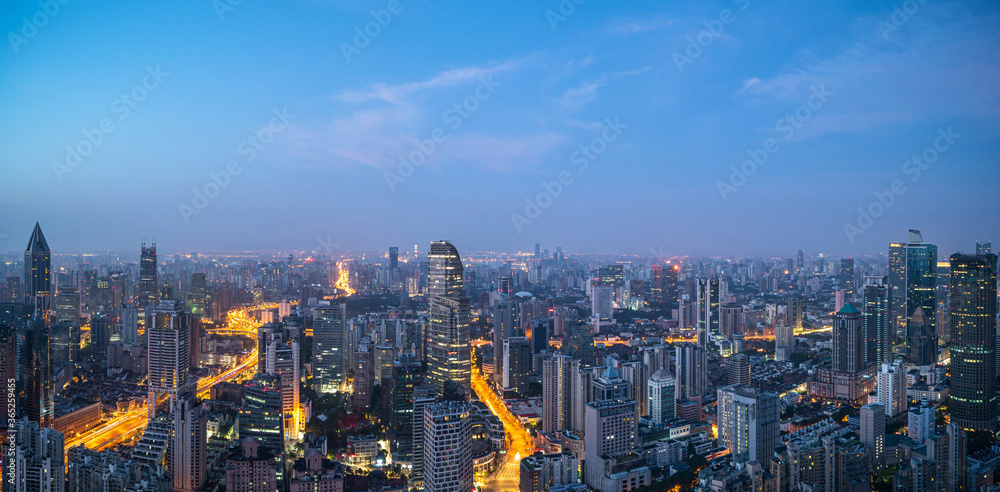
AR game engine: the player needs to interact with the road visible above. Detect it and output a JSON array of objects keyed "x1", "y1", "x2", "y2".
[
  {"x1": 470, "y1": 353, "x2": 534, "y2": 492},
  {"x1": 64, "y1": 303, "x2": 271, "y2": 460}
]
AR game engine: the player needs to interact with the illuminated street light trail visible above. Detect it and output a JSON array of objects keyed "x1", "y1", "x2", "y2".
[{"x1": 471, "y1": 348, "x2": 534, "y2": 492}]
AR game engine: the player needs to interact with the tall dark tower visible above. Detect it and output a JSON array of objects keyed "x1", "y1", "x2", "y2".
[
  {"x1": 389, "y1": 246, "x2": 399, "y2": 270},
  {"x1": 904, "y1": 231, "x2": 937, "y2": 366},
  {"x1": 24, "y1": 222, "x2": 51, "y2": 322},
  {"x1": 832, "y1": 304, "x2": 864, "y2": 373},
  {"x1": 139, "y1": 241, "x2": 159, "y2": 315},
  {"x1": 949, "y1": 253, "x2": 998, "y2": 432},
  {"x1": 426, "y1": 241, "x2": 470, "y2": 399},
  {"x1": 21, "y1": 315, "x2": 53, "y2": 427},
  {"x1": 839, "y1": 258, "x2": 855, "y2": 298},
  {"x1": 862, "y1": 276, "x2": 893, "y2": 366}
]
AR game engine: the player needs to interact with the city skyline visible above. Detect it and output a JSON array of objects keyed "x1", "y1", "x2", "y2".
[{"x1": 2, "y1": 1, "x2": 999, "y2": 255}]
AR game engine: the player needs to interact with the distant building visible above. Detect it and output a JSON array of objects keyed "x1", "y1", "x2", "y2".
[
  {"x1": 503, "y1": 336, "x2": 532, "y2": 395},
  {"x1": 727, "y1": 353, "x2": 750, "y2": 386},
  {"x1": 716, "y1": 385, "x2": 779, "y2": 463},
  {"x1": 313, "y1": 303, "x2": 347, "y2": 393},
  {"x1": 647, "y1": 370, "x2": 675, "y2": 425},
  {"x1": 860, "y1": 403, "x2": 885, "y2": 470}
]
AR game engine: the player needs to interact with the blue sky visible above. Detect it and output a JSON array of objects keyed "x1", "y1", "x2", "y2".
[{"x1": 1, "y1": 0, "x2": 998, "y2": 257}]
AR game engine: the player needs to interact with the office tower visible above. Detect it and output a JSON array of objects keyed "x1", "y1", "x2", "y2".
[
  {"x1": 119, "y1": 303, "x2": 139, "y2": 346},
  {"x1": 542, "y1": 355, "x2": 579, "y2": 434},
  {"x1": 861, "y1": 403, "x2": 885, "y2": 470},
  {"x1": 353, "y1": 343, "x2": 373, "y2": 411},
  {"x1": 240, "y1": 373, "x2": 285, "y2": 487},
  {"x1": 593, "y1": 361, "x2": 630, "y2": 401},
  {"x1": 226, "y1": 438, "x2": 279, "y2": 492},
  {"x1": 583, "y1": 398, "x2": 642, "y2": 490},
  {"x1": 676, "y1": 343, "x2": 707, "y2": 401},
  {"x1": 388, "y1": 351, "x2": 421, "y2": 462},
  {"x1": 410, "y1": 386, "x2": 437, "y2": 488},
  {"x1": 598, "y1": 265, "x2": 624, "y2": 287},
  {"x1": 389, "y1": 246, "x2": 399, "y2": 269},
  {"x1": 138, "y1": 241, "x2": 158, "y2": 314},
  {"x1": 977, "y1": 241, "x2": 992, "y2": 255},
  {"x1": 663, "y1": 264, "x2": 678, "y2": 307},
  {"x1": 775, "y1": 323, "x2": 793, "y2": 362},
  {"x1": 650, "y1": 264, "x2": 663, "y2": 303},
  {"x1": 591, "y1": 285, "x2": 613, "y2": 321},
  {"x1": 863, "y1": 276, "x2": 893, "y2": 366},
  {"x1": 502, "y1": 336, "x2": 531, "y2": 395},
  {"x1": 878, "y1": 360, "x2": 907, "y2": 421},
  {"x1": 727, "y1": 353, "x2": 750, "y2": 386},
  {"x1": 618, "y1": 361, "x2": 649, "y2": 417},
  {"x1": 786, "y1": 296, "x2": 803, "y2": 330},
  {"x1": 949, "y1": 253, "x2": 998, "y2": 431},
  {"x1": 889, "y1": 242, "x2": 907, "y2": 335},
  {"x1": 903, "y1": 231, "x2": 938, "y2": 363},
  {"x1": 526, "y1": 319, "x2": 548, "y2": 354},
  {"x1": 24, "y1": 222, "x2": 51, "y2": 321},
  {"x1": 313, "y1": 302, "x2": 347, "y2": 393},
  {"x1": 696, "y1": 278, "x2": 720, "y2": 346},
  {"x1": 834, "y1": 289, "x2": 845, "y2": 312},
  {"x1": 908, "y1": 400, "x2": 935, "y2": 442},
  {"x1": 426, "y1": 241, "x2": 471, "y2": 398},
  {"x1": 68, "y1": 448, "x2": 173, "y2": 492},
  {"x1": 906, "y1": 307, "x2": 935, "y2": 366},
  {"x1": 13, "y1": 417, "x2": 64, "y2": 492},
  {"x1": 647, "y1": 370, "x2": 675, "y2": 425},
  {"x1": 170, "y1": 392, "x2": 207, "y2": 492},
  {"x1": 262, "y1": 326, "x2": 300, "y2": 439},
  {"x1": 422, "y1": 401, "x2": 473, "y2": 492},
  {"x1": 796, "y1": 250, "x2": 805, "y2": 274},
  {"x1": 21, "y1": 317, "x2": 53, "y2": 428},
  {"x1": 720, "y1": 303, "x2": 743, "y2": 340},
  {"x1": 570, "y1": 367, "x2": 596, "y2": 433},
  {"x1": 492, "y1": 297, "x2": 517, "y2": 383},
  {"x1": 840, "y1": 258, "x2": 855, "y2": 298},
  {"x1": 832, "y1": 304, "x2": 864, "y2": 373},
  {"x1": 374, "y1": 342, "x2": 395, "y2": 383},
  {"x1": 520, "y1": 452, "x2": 580, "y2": 492},
  {"x1": 90, "y1": 313, "x2": 112, "y2": 360},
  {"x1": 0, "y1": 327, "x2": 14, "y2": 413},
  {"x1": 53, "y1": 288, "x2": 79, "y2": 324},
  {"x1": 716, "y1": 385, "x2": 779, "y2": 463},
  {"x1": 147, "y1": 300, "x2": 190, "y2": 416}
]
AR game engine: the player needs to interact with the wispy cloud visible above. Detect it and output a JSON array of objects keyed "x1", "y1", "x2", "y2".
[
  {"x1": 614, "y1": 66, "x2": 652, "y2": 77},
  {"x1": 336, "y1": 61, "x2": 519, "y2": 104},
  {"x1": 608, "y1": 17, "x2": 674, "y2": 35},
  {"x1": 558, "y1": 76, "x2": 607, "y2": 111}
]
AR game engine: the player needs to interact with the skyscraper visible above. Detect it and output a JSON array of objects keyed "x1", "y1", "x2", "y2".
[
  {"x1": 716, "y1": 385, "x2": 779, "y2": 463},
  {"x1": 888, "y1": 242, "x2": 907, "y2": 337},
  {"x1": 832, "y1": 304, "x2": 864, "y2": 373},
  {"x1": 878, "y1": 360, "x2": 907, "y2": 421},
  {"x1": 650, "y1": 264, "x2": 663, "y2": 303},
  {"x1": 240, "y1": 373, "x2": 286, "y2": 486},
  {"x1": 591, "y1": 285, "x2": 614, "y2": 321},
  {"x1": 147, "y1": 300, "x2": 190, "y2": 417},
  {"x1": 138, "y1": 241, "x2": 158, "y2": 316},
  {"x1": 410, "y1": 386, "x2": 437, "y2": 488},
  {"x1": 904, "y1": 230, "x2": 938, "y2": 364},
  {"x1": 786, "y1": 296, "x2": 803, "y2": 331},
  {"x1": 426, "y1": 241, "x2": 471, "y2": 398},
  {"x1": 422, "y1": 401, "x2": 473, "y2": 492},
  {"x1": 840, "y1": 258, "x2": 855, "y2": 298},
  {"x1": 389, "y1": 246, "x2": 399, "y2": 269},
  {"x1": 21, "y1": 317, "x2": 53, "y2": 428},
  {"x1": 976, "y1": 241, "x2": 992, "y2": 255},
  {"x1": 312, "y1": 303, "x2": 347, "y2": 393},
  {"x1": 170, "y1": 392, "x2": 207, "y2": 492},
  {"x1": 583, "y1": 398, "x2": 640, "y2": 490},
  {"x1": 502, "y1": 336, "x2": 531, "y2": 395},
  {"x1": 860, "y1": 403, "x2": 885, "y2": 470},
  {"x1": 696, "y1": 278, "x2": 720, "y2": 347},
  {"x1": 949, "y1": 253, "x2": 998, "y2": 431},
  {"x1": 13, "y1": 417, "x2": 64, "y2": 492},
  {"x1": 862, "y1": 276, "x2": 893, "y2": 366},
  {"x1": 388, "y1": 350, "x2": 422, "y2": 462},
  {"x1": 24, "y1": 222, "x2": 51, "y2": 321},
  {"x1": 542, "y1": 355, "x2": 579, "y2": 434},
  {"x1": 647, "y1": 369, "x2": 675, "y2": 425},
  {"x1": 906, "y1": 308, "x2": 934, "y2": 367},
  {"x1": 727, "y1": 353, "x2": 750, "y2": 386},
  {"x1": 676, "y1": 343, "x2": 707, "y2": 401}
]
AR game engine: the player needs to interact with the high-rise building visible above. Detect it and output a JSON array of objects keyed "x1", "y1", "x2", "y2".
[
  {"x1": 389, "y1": 246, "x2": 399, "y2": 270},
  {"x1": 542, "y1": 355, "x2": 579, "y2": 434},
  {"x1": 716, "y1": 385, "x2": 779, "y2": 463},
  {"x1": 840, "y1": 258, "x2": 855, "y2": 298},
  {"x1": 696, "y1": 278, "x2": 720, "y2": 346},
  {"x1": 649, "y1": 264, "x2": 663, "y2": 303},
  {"x1": 170, "y1": 392, "x2": 207, "y2": 492},
  {"x1": 878, "y1": 360, "x2": 907, "y2": 421},
  {"x1": 888, "y1": 242, "x2": 907, "y2": 336},
  {"x1": 147, "y1": 300, "x2": 190, "y2": 416},
  {"x1": 519, "y1": 452, "x2": 581, "y2": 492},
  {"x1": 720, "y1": 303, "x2": 743, "y2": 340},
  {"x1": 860, "y1": 403, "x2": 885, "y2": 470},
  {"x1": 388, "y1": 350, "x2": 422, "y2": 462},
  {"x1": 313, "y1": 303, "x2": 347, "y2": 393},
  {"x1": 583, "y1": 398, "x2": 641, "y2": 490},
  {"x1": 796, "y1": 250, "x2": 805, "y2": 275},
  {"x1": 863, "y1": 276, "x2": 893, "y2": 366},
  {"x1": 225, "y1": 438, "x2": 279, "y2": 492},
  {"x1": 976, "y1": 241, "x2": 992, "y2": 255},
  {"x1": 502, "y1": 336, "x2": 532, "y2": 395},
  {"x1": 21, "y1": 317, "x2": 53, "y2": 428},
  {"x1": 908, "y1": 400, "x2": 935, "y2": 442},
  {"x1": 775, "y1": 323, "x2": 793, "y2": 362},
  {"x1": 24, "y1": 222, "x2": 51, "y2": 321},
  {"x1": 593, "y1": 362, "x2": 630, "y2": 401},
  {"x1": 663, "y1": 264, "x2": 678, "y2": 307},
  {"x1": 591, "y1": 285, "x2": 613, "y2": 321},
  {"x1": 13, "y1": 417, "x2": 64, "y2": 492},
  {"x1": 949, "y1": 253, "x2": 998, "y2": 431},
  {"x1": 138, "y1": 241, "x2": 158, "y2": 316},
  {"x1": 53, "y1": 288, "x2": 79, "y2": 325},
  {"x1": 240, "y1": 373, "x2": 285, "y2": 486},
  {"x1": 423, "y1": 401, "x2": 473, "y2": 492},
  {"x1": 676, "y1": 343, "x2": 707, "y2": 401},
  {"x1": 261, "y1": 324, "x2": 301, "y2": 439},
  {"x1": 353, "y1": 342, "x2": 374, "y2": 411},
  {"x1": 832, "y1": 304, "x2": 865, "y2": 373},
  {"x1": 904, "y1": 231, "x2": 938, "y2": 364},
  {"x1": 647, "y1": 369, "x2": 675, "y2": 425},
  {"x1": 426, "y1": 241, "x2": 471, "y2": 398},
  {"x1": 727, "y1": 353, "x2": 750, "y2": 386},
  {"x1": 786, "y1": 296, "x2": 803, "y2": 331},
  {"x1": 410, "y1": 386, "x2": 437, "y2": 488}
]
